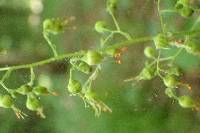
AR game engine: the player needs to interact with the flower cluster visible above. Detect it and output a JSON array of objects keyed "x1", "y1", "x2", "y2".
[{"x1": 0, "y1": 0, "x2": 200, "y2": 119}]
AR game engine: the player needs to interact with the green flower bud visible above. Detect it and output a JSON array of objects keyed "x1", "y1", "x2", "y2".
[
  {"x1": 16, "y1": 85, "x2": 32, "y2": 95},
  {"x1": 139, "y1": 67, "x2": 156, "y2": 80},
  {"x1": 154, "y1": 34, "x2": 169, "y2": 49},
  {"x1": 178, "y1": 95, "x2": 195, "y2": 108},
  {"x1": 33, "y1": 86, "x2": 49, "y2": 95},
  {"x1": 105, "y1": 49, "x2": 118, "y2": 57},
  {"x1": 71, "y1": 60, "x2": 92, "y2": 74},
  {"x1": 94, "y1": 21, "x2": 107, "y2": 33},
  {"x1": 167, "y1": 67, "x2": 181, "y2": 76},
  {"x1": 85, "y1": 51, "x2": 104, "y2": 65},
  {"x1": 175, "y1": 0, "x2": 194, "y2": 18},
  {"x1": 43, "y1": 18, "x2": 68, "y2": 35},
  {"x1": 77, "y1": 62, "x2": 92, "y2": 74},
  {"x1": 106, "y1": 0, "x2": 117, "y2": 13},
  {"x1": 67, "y1": 79, "x2": 82, "y2": 94},
  {"x1": 163, "y1": 75, "x2": 179, "y2": 88},
  {"x1": 26, "y1": 96, "x2": 41, "y2": 111},
  {"x1": 85, "y1": 90, "x2": 98, "y2": 101},
  {"x1": 185, "y1": 39, "x2": 200, "y2": 55},
  {"x1": 165, "y1": 88, "x2": 176, "y2": 98},
  {"x1": 180, "y1": 6, "x2": 194, "y2": 17},
  {"x1": 0, "y1": 94, "x2": 14, "y2": 108},
  {"x1": 175, "y1": 2, "x2": 184, "y2": 10},
  {"x1": 144, "y1": 46, "x2": 156, "y2": 58}
]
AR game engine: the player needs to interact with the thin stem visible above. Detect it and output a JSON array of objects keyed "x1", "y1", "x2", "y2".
[
  {"x1": 160, "y1": 9, "x2": 177, "y2": 14},
  {"x1": 101, "y1": 30, "x2": 132, "y2": 47},
  {"x1": 0, "y1": 69, "x2": 12, "y2": 92},
  {"x1": 69, "y1": 68, "x2": 74, "y2": 79},
  {"x1": 101, "y1": 32, "x2": 114, "y2": 46},
  {"x1": 0, "y1": 51, "x2": 86, "y2": 71},
  {"x1": 0, "y1": 82, "x2": 10, "y2": 92},
  {"x1": 156, "y1": 51, "x2": 164, "y2": 79},
  {"x1": 43, "y1": 32, "x2": 58, "y2": 57},
  {"x1": 109, "y1": 11, "x2": 132, "y2": 40},
  {"x1": 124, "y1": 60, "x2": 157, "y2": 82},
  {"x1": 83, "y1": 65, "x2": 101, "y2": 91},
  {"x1": 172, "y1": 48, "x2": 183, "y2": 60},
  {"x1": 157, "y1": 0, "x2": 166, "y2": 33},
  {"x1": 159, "y1": 48, "x2": 183, "y2": 62},
  {"x1": 191, "y1": 14, "x2": 200, "y2": 30},
  {"x1": 172, "y1": 29, "x2": 200, "y2": 36},
  {"x1": 28, "y1": 67, "x2": 35, "y2": 86},
  {"x1": 159, "y1": 57, "x2": 173, "y2": 61},
  {"x1": 113, "y1": 31, "x2": 132, "y2": 40},
  {"x1": 110, "y1": 11, "x2": 120, "y2": 31},
  {"x1": 101, "y1": 36, "x2": 153, "y2": 51},
  {"x1": 1, "y1": 69, "x2": 12, "y2": 83}
]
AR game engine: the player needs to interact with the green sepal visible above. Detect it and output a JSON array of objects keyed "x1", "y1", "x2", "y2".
[
  {"x1": 26, "y1": 95, "x2": 41, "y2": 111},
  {"x1": 0, "y1": 94, "x2": 14, "y2": 108},
  {"x1": 16, "y1": 85, "x2": 33, "y2": 95},
  {"x1": 178, "y1": 95, "x2": 195, "y2": 108}
]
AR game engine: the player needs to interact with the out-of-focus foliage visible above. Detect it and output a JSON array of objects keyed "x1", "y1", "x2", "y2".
[{"x1": 0, "y1": 0, "x2": 200, "y2": 133}]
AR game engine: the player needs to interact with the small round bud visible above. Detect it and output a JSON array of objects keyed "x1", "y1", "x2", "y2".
[
  {"x1": 71, "y1": 60, "x2": 92, "y2": 74},
  {"x1": 175, "y1": 0, "x2": 194, "y2": 18},
  {"x1": 67, "y1": 79, "x2": 82, "y2": 94},
  {"x1": 26, "y1": 97, "x2": 41, "y2": 111},
  {"x1": 106, "y1": 0, "x2": 117, "y2": 13},
  {"x1": 85, "y1": 51, "x2": 104, "y2": 65},
  {"x1": 16, "y1": 85, "x2": 32, "y2": 95},
  {"x1": 85, "y1": 90, "x2": 98, "y2": 101},
  {"x1": 139, "y1": 67, "x2": 156, "y2": 80},
  {"x1": 175, "y1": 0, "x2": 188, "y2": 9},
  {"x1": 94, "y1": 21, "x2": 107, "y2": 33},
  {"x1": 0, "y1": 94, "x2": 14, "y2": 108},
  {"x1": 77, "y1": 62, "x2": 92, "y2": 74},
  {"x1": 185, "y1": 39, "x2": 200, "y2": 55},
  {"x1": 178, "y1": 95, "x2": 195, "y2": 108},
  {"x1": 167, "y1": 67, "x2": 182, "y2": 76},
  {"x1": 163, "y1": 75, "x2": 178, "y2": 88},
  {"x1": 105, "y1": 49, "x2": 118, "y2": 57},
  {"x1": 175, "y1": 2, "x2": 184, "y2": 10},
  {"x1": 153, "y1": 34, "x2": 169, "y2": 49},
  {"x1": 43, "y1": 18, "x2": 68, "y2": 35},
  {"x1": 33, "y1": 86, "x2": 49, "y2": 95},
  {"x1": 180, "y1": 6, "x2": 194, "y2": 18},
  {"x1": 144, "y1": 46, "x2": 156, "y2": 58}
]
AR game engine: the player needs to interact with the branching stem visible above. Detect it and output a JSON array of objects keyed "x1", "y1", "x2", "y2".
[{"x1": 0, "y1": 29, "x2": 199, "y2": 72}]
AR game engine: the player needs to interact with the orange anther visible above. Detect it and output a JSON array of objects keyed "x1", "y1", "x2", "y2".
[
  {"x1": 117, "y1": 60, "x2": 122, "y2": 64},
  {"x1": 121, "y1": 47, "x2": 128, "y2": 52},
  {"x1": 188, "y1": 85, "x2": 192, "y2": 91}
]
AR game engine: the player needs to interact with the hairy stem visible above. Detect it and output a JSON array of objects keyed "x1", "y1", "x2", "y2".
[
  {"x1": 0, "y1": 51, "x2": 86, "y2": 71},
  {"x1": 101, "y1": 36, "x2": 153, "y2": 51}
]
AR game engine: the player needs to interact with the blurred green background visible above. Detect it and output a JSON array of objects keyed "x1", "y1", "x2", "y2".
[{"x1": 1, "y1": 0, "x2": 200, "y2": 133}]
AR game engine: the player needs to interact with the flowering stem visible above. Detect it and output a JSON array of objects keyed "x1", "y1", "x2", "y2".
[
  {"x1": 0, "y1": 29, "x2": 199, "y2": 72},
  {"x1": 0, "y1": 51, "x2": 86, "y2": 71}
]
